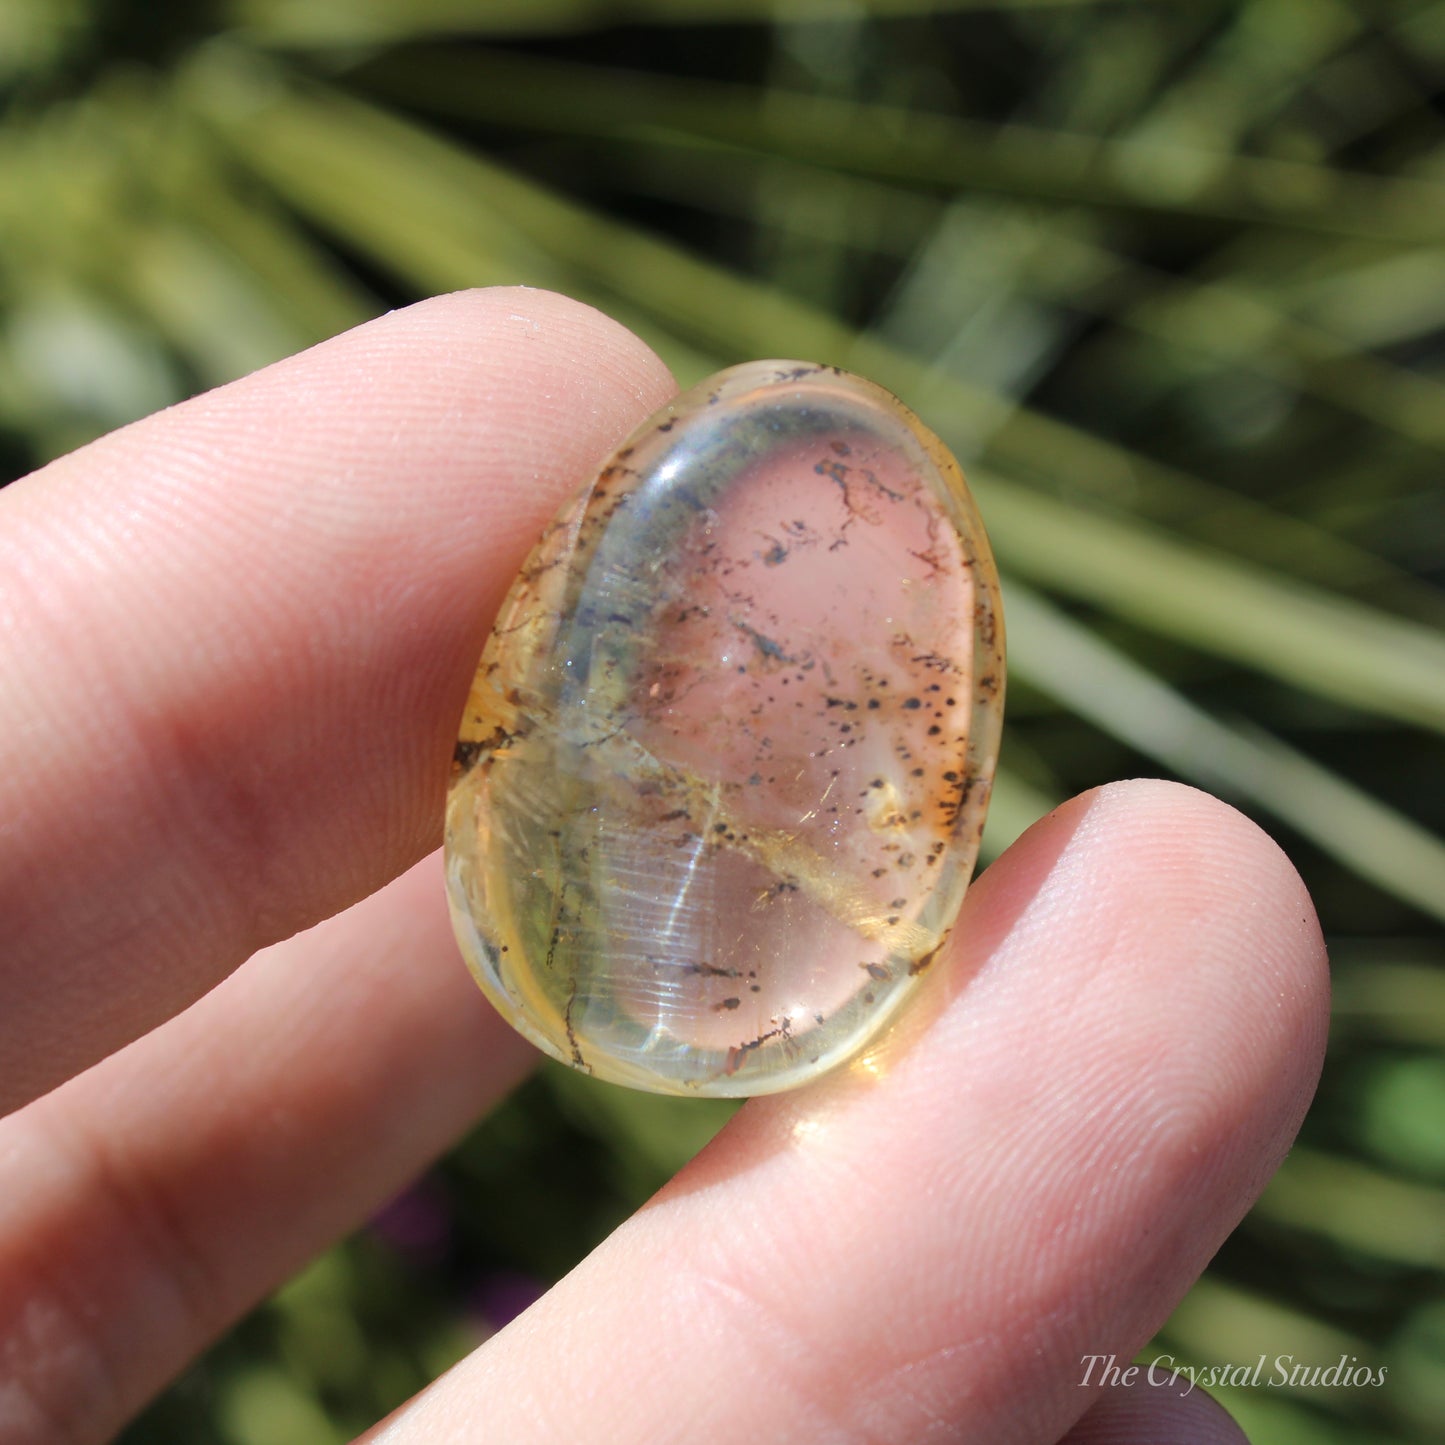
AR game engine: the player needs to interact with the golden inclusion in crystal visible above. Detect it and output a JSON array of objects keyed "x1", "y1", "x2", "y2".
[{"x1": 445, "y1": 362, "x2": 1004, "y2": 1097}]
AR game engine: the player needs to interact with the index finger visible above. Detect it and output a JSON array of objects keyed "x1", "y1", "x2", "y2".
[{"x1": 0, "y1": 288, "x2": 674, "y2": 1113}]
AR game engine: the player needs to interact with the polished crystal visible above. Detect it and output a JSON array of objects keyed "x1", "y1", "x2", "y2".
[{"x1": 445, "y1": 362, "x2": 1004, "y2": 1096}]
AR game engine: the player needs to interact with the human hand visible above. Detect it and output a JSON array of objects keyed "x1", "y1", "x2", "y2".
[{"x1": 0, "y1": 289, "x2": 1328, "y2": 1444}]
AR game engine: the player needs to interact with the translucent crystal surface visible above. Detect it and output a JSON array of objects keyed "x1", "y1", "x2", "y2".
[{"x1": 445, "y1": 362, "x2": 1004, "y2": 1096}]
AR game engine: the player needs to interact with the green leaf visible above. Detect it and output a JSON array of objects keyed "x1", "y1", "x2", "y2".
[
  {"x1": 1254, "y1": 1148, "x2": 1445, "y2": 1270},
  {"x1": 1001, "y1": 581, "x2": 1445, "y2": 924},
  {"x1": 984, "y1": 489, "x2": 1445, "y2": 738}
]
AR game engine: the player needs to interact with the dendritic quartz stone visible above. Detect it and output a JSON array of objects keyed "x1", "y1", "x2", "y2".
[{"x1": 445, "y1": 362, "x2": 1004, "y2": 1097}]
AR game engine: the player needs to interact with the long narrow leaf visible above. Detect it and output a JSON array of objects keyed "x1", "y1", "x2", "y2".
[
  {"x1": 1254, "y1": 1148, "x2": 1445, "y2": 1270},
  {"x1": 984, "y1": 488, "x2": 1445, "y2": 739},
  {"x1": 358, "y1": 47, "x2": 1445, "y2": 244},
  {"x1": 1000, "y1": 581, "x2": 1445, "y2": 924}
]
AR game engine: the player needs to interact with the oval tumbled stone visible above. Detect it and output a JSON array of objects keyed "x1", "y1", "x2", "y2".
[{"x1": 445, "y1": 361, "x2": 1004, "y2": 1096}]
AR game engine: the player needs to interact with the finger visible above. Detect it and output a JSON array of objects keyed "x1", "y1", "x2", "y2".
[
  {"x1": 1058, "y1": 1376, "x2": 1248, "y2": 1444},
  {"x1": 0, "y1": 287, "x2": 673, "y2": 1112},
  {"x1": 0, "y1": 852, "x2": 534, "y2": 1445},
  {"x1": 364, "y1": 781, "x2": 1329, "y2": 1445}
]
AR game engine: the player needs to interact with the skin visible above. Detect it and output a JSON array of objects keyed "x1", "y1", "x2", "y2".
[{"x1": 0, "y1": 288, "x2": 1330, "y2": 1444}]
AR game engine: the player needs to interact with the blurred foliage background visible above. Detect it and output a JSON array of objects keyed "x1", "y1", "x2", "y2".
[{"x1": 2, "y1": 0, "x2": 1442, "y2": 1440}]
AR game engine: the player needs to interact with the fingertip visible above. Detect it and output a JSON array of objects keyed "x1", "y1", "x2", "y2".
[
  {"x1": 983, "y1": 778, "x2": 1329, "y2": 1069},
  {"x1": 1061, "y1": 1377, "x2": 1249, "y2": 1444},
  {"x1": 358, "y1": 775, "x2": 1330, "y2": 1445},
  {"x1": 1071, "y1": 777, "x2": 1331, "y2": 1095},
  {"x1": 959, "y1": 775, "x2": 1331, "y2": 1245}
]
